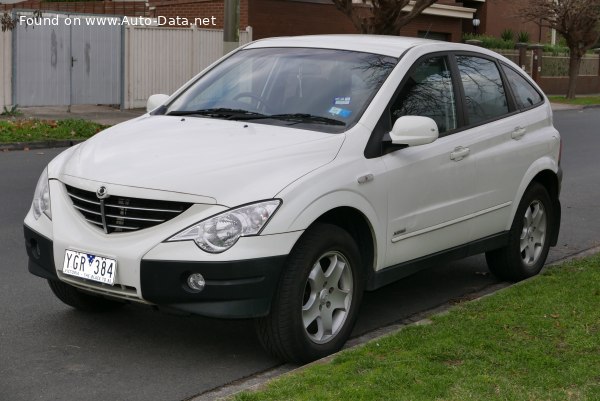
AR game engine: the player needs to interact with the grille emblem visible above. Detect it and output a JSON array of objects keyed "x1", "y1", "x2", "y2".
[
  {"x1": 96, "y1": 186, "x2": 109, "y2": 199},
  {"x1": 96, "y1": 186, "x2": 109, "y2": 233}
]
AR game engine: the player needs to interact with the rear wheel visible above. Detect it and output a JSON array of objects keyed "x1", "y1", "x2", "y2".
[
  {"x1": 486, "y1": 183, "x2": 553, "y2": 281},
  {"x1": 256, "y1": 223, "x2": 364, "y2": 363},
  {"x1": 48, "y1": 279, "x2": 125, "y2": 312}
]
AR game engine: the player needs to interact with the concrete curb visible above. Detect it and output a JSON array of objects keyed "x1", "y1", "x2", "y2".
[
  {"x1": 0, "y1": 140, "x2": 84, "y2": 152},
  {"x1": 191, "y1": 245, "x2": 600, "y2": 401}
]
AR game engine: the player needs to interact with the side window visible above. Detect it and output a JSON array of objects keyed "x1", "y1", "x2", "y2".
[
  {"x1": 502, "y1": 65, "x2": 543, "y2": 109},
  {"x1": 456, "y1": 56, "x2": 509, "y2": 125},
  {"x1": 391, "y1": 56, "x2": 457, "y2": 135}
]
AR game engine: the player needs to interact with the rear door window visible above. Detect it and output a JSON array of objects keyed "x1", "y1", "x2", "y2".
[{"x1": 456, "y1": 56, "x2": 509, "y2": 125}]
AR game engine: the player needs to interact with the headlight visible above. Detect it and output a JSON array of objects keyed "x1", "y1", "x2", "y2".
[
  {"x1": 32, "y1": 167, "x2": 52, "y2": 220},
  {"x1": 168, "y1": 199, "x2": 281, "y2": 253}
]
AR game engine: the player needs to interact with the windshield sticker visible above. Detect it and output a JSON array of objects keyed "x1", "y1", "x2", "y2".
[
  {"x1": 334, "y1": 97, "x2": 351, "y2": 105},
  {"x1": 328, "y1": 107, "x2": 352, "y2": 118}
]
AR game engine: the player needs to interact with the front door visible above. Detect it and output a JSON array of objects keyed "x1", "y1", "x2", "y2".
[{"x1": 382, "y1": 55, "x2": 477, "y2": 266}]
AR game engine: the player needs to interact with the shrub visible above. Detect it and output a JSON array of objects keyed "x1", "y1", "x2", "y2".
[
  {"x1": 517, "y1": 31, "x2": 530, "y2": 43},
  {"x1": 462, "y1": 34, "x2": 515, "y2": 50},
  {"x1": 501, "y1": 28, "x2": 514, "y2": 42}
]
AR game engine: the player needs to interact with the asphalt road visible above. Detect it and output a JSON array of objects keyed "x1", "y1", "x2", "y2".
[{"x1": 1, "y1": 109, "x2": 599, "y2": 401}]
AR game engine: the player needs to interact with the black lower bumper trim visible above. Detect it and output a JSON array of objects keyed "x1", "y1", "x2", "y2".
[
  {"x1": 140, "y1": 255, "x2": 287, "y2": 319},
  {"x1": 24, "y1": 225, "x2": 57, "y2": 281}
]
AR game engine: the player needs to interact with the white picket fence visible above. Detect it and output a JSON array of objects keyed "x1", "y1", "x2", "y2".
[
  {"x1": 0, "y1": 30, "x2": 11, "y2": 110},
  {"x1": 124, "y1": 26, "x2": 253, "y2": 109}
]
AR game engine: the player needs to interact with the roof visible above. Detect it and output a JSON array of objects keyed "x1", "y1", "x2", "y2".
[{"x1": 245, "y1": 35, "x2": 440, "y2": 58}]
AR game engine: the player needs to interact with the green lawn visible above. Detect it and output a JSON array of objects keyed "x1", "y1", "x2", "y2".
[
  {"x1": 0, "y1": 119, "x2": 108, "y2": 143},
  {"x1": 236, "y1": 255, "x2": 600, "y2": 401},
  {"x1": 548, "y1": 96, "x2": 600, "y2": 106}
]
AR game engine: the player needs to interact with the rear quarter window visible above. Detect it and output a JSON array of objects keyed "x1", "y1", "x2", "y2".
[{"x1": 502, "y1": 65, "x2": 544, "y2": 110}]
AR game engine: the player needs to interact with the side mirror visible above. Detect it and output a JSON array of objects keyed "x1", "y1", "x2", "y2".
[
  {"x1": 389, "y1": 116, "x2": 439, "y2": 147},
  {"x1": 146, "y1": 94, "x2": 170, "y2": 113}
]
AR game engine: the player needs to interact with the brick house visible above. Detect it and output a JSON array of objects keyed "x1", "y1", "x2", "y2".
[
  {"x1": 462, "y1": 0, "x2": 552, "y2": 43},
  {"x1": 147, "y1": 0, "x2": 552, "y2": 43},
  {"x1": 146, "y1": 0, "x2": 476, "y2": 41},
  {"x1": 1, "y1": 0, "x2": 552, "y2": 43}
]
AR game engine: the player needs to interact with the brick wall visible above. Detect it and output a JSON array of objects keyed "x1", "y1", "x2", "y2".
[
  {"x1": 1, "y1": 1, "x2": 148, "y2": 16},
  {"x1": 399, "y1": 14, "x2": 462, "y2": 42},
  {"x1": 150, "y1": 0, "x2": 249, "y2": 29},
  {"x1": 538, "y1": 76, "x2": 600, "y2": 96},
  {"x1": 248, "y1": 0, "x2": 355, "y2": 39},
  {"x1": 1, "y1": 0, "x2": 250, "y2": 28},
  {"x1": 248, "y1": 0, "x2": 462, "y2": 41},
  {"x1": 2, "y1": 0, "x2": 465, "y2": 41},
  {"x1": 463, "y1": 0, "x2": 551, "y2": 43}
]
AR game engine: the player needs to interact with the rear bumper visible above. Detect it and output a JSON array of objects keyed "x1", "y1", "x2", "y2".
[{"x1": 24, "y1": 223, "x2": 288, "y2": 318}]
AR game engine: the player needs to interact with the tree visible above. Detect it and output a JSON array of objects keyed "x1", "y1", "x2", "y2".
[
  {"x1": 1, "y1": 12, "x2": 17, "y2": 32},
  {"x1": 332, "y1": 0, "x2": 439, "y2": 35},
  {"x1": 2, "y1": 10, "x2": 42, "y2": 32},
  {"x1": 523, "y1": 0, "x2": 600, "y2": 99}
]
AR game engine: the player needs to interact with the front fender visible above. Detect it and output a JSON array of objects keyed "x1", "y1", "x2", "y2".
[{"x1": 264, "y1": 189, "x2": 387, "y2": 271}]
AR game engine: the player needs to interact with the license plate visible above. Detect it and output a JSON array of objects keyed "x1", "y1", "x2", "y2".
[{"x1": 62, "y1": 250, "x2": 117, "y2": 285}]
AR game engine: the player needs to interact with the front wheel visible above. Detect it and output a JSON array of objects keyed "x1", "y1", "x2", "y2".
[
  {"x1": 256, "y1": 223, "x2": 364, "y2": 363},
  {"x1": 486, "y1": 183, "x2": 554, "y2": 281}
]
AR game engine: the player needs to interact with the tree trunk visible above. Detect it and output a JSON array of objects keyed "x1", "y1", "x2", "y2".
[{"x1": 566, "y1": 52, "x2": 582, "y2": 99}]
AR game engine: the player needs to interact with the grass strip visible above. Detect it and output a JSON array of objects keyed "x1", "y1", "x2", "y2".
[
  {"x1": 0, "y1": 119, "x2": 108, "y2": 143},
  {"x1": 236, "y1": 255, "x2": 600, "y2": 401},
  {"x1": 548, "y1": 96, "x2": 600, "y2": 106}
]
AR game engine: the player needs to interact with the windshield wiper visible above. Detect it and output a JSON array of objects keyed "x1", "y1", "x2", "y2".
[
  {"x1": 168, "y1": 109, "x2": 346, "y2": 126},
  {"x1": 237, "y1": 113, "x2": 346, "y2": 126},
  {"x1": 167, "y1": 108, "x2": 268, "y2": 119}
]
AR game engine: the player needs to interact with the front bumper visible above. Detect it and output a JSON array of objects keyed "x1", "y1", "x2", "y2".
[
  {"x1": 141, "y1": 256, "x2": 286, "y2": 318},
  {"x1": 24, "y1": 225, "x2": 57, "y2": 281},
  {"x1": 24, "y1": 223, "x2": 288, "y2": 318},
  {"x1": 23, "y1": 178, "x2": 301, "y2": 319}
]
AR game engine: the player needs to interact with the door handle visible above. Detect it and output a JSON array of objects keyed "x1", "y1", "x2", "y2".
[
  {"x1": 71, "y1": 57, "x2": 78, "y2": 68},
  {"x1": 450, "y1": 146, "x2": 470, "y2": 162},
  {"x1": 511, "y1": 126, "x2": 526, "y2": 140}
]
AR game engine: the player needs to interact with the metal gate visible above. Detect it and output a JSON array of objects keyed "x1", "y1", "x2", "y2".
[{"x1": 13, "y1": 12, "x2": 122, "y2": 107}]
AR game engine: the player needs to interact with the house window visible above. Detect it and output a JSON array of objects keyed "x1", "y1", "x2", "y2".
[{"x1": 418, "y1": 31, "x2": 451, "y2": 42}]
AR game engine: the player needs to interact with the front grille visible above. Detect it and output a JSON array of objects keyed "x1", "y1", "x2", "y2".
[{"x1": 65, "y1": 184, "x2": 193, "y2": 233}]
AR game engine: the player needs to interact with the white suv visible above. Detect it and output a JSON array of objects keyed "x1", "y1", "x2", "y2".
[{"x1": 24, "y1": 35, "x2": 562, "y2": 363}]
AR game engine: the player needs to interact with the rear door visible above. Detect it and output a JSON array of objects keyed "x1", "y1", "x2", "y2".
[{"x1": 453, "y1": 55, "x2": 549, "y2": 241}]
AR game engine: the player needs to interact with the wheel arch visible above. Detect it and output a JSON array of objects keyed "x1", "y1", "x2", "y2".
[
  {"x1": 307, "y1": 206, "x2": 377, "y2": 284},
  {"x1": 530, "y1": 170, "x2": 562, "y2": 246},
  {"x1": 509, "y1": 159, "x2": 561, "y2": 246}
]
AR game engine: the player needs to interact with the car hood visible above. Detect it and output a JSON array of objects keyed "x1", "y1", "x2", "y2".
[{"x1": 60, "y1": 116, "x2": 345, "y2": 206}]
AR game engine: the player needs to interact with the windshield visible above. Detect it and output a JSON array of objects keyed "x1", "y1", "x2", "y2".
[{"x1": 165, "y1": 47, "x2": 398, "y2": 133}]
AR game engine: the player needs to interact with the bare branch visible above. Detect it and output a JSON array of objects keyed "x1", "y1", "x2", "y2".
[
  {"x1": 332, "y1": 0, "x2": 439, "y2": 35},
  {"x1": 522, "y1": 0, "x2": 600, "y2": 98}
]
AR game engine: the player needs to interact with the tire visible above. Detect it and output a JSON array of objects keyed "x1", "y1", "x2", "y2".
[
  {"x1": 486, "y1": 183, "x2": 554, "y2": 282},
  {"x1": 48, "y1": 279, "x2": 125, "y2": 313},
  {"x1": 255, "y1": 223, "x2": 364, "y2": 363}
]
